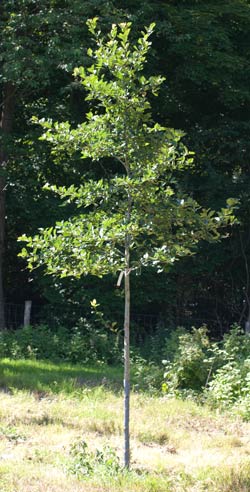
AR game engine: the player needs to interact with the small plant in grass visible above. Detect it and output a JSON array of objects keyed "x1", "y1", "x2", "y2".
[
  {"x1": 198, "y1": 464, "x2": 250, "y2": 492},
  {"x1": 68, "y1": 439, "x2": 122, "y2": 478},
  {"x1": 0, "y1": 425, "x2": 26, "y2": 443},
  {"x1": 138, "y1": 430, "x2": 169, "y2": 446},
  {"x1": 232, "y1": 392, "x2": 250, "y2": 421}
]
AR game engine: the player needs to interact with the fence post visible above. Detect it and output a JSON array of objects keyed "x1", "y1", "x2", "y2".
[
  {"x1": 24, "y1": 300, "x2": 32, "y2": 327},
  {"x1": 245, "y1": 321, "x2": 250, "y2": 334}
]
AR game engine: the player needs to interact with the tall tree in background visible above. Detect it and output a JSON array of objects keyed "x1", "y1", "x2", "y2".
[
  {"x1": 146, "y1": 0, "x2": 250, "y2": 328},
  {"x1": 0, "y1": 0, "x2": 120, "y2": 328},
  {"x1": 20, "y1": 20, "x2": 233, "y2": 466},
  {"x1": 0, "y1": 81, "x2": 15, "y2": 328}
]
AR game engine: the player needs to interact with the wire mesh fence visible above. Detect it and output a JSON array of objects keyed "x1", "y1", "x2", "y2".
[
  {"x1": 5, "y1": 303, "x2": 24, "y2": 330},
  {"x1": 4, "y1": 301, "x2": 229, "y2": 340},
  {"x1": 4, "y1": 302, "x2": 160, "y2": 331}
]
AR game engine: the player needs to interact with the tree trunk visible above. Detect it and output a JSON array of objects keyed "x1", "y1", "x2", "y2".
[
  {"x1": 0, "y1": 175, "x2": 5, "y2": 329},
  {"x1": 0, "y1": 82, "x2": 15, "y2": 329},
  {"x1": 124, "y1": 241, "x2": 130, "y2": 468},
  {"x1": 245, "y1": 307, "x2": 250, "y2": 334}
]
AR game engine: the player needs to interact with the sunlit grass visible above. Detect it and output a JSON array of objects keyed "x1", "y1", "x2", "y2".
[
  {"x1": 0, "y1": 358, "x2": 123, "y2": 394},
  {"x1": 0, "y1": 358, "x2": 249, "y2": 491}
]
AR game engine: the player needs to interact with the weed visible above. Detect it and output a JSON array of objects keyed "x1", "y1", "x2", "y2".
[
  {"x1": 87, "y1": 419, "x2": 121, "y2": 435},
  {"x1": 68, "y1": 439, "x2": 122, "y2": 478},
  {"x1": 0, "y1": 425, "x2": 26, "y2": 443},
  {"x1": 138, "y1": 430, "x2": 169, "y2": 446},
  {"x1": 197, "y1": 463, "x2": 250, "y2": 492}
]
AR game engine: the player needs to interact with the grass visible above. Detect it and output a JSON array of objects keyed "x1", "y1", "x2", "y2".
[
  {"x1": 0, "y1": 358, "x2": 123, "y2": 394},
  {"x1": 0, "y1": 358, "x2": 249, "y2": 491}
]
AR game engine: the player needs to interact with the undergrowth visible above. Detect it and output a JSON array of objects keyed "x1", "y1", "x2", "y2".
[
  {"x1": 162, "y1": 324, "x2": 250, "y2": 420},
  {"x1": 1, "y1": 322, "x2": 250, "y2": 420}
]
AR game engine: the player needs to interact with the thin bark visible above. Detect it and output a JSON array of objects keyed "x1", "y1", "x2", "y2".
[
  {"x1": 0, "y1": 142, "x2": 6, "y2": 328},
  {"x1": 239, "y1": 232, "x2": 250, "y2": 333},
  {"x1": 124, "y1": 244, "x2": 130, "y2": 468},
  {"x1": 0, "y1": 82, "x2": 16, "y2": 329},
  {"x1": 0, "y1": 175, "x2": 5, "y2": 329},
  {"x1": 123, "y1": 148, "x2": 131, "y2": 468}
]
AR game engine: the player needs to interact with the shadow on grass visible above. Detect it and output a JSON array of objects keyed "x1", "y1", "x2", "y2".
[{"x1": 0, "y1": 358, "x2": 123, "y2": 396}]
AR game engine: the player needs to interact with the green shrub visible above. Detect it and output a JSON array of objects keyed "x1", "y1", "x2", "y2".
[
  {"x1": 132, "y1": 354, "x2": 164, "y2": 393},
  {"x1": 162, "y1": 324, "x2": 250, "y2": 401},
  {"x1": 162, "y1": 326, "x2": 214, "y2": 394},
  {"x1": 67, "y1": 318, "x2": 121, "y2": 364},
  {"x1": 206, "y1": 358, "x2": 250, "y2": 420},
  {"x1": 139, "y1": 324, "x2": 187, "y2": 364},
  {"x1": 0, "y1": 320, "x2": 121, "y2": 365},
  {"x1": 232, "y1": 391, "x2": 250, "y2": 420},
  {"x1": 68, "y1": 439, "x2": 122, "y2": 478},
  {"x1": 0, "y1": 325, "x2": 71, "y2": 361},
  {"x1": 205, "y1": 326, "x2": 250, "y2": 417},
  {"x1": 222, "y1": 324, "x2": 250, "y2": 362}
]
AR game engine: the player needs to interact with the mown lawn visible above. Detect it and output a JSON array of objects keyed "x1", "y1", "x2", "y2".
[{"x1": 0, "y1": 358, "x2": 249, "y2": 492}]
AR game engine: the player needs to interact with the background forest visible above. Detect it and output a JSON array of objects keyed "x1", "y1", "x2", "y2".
[{"x1": 1, "y1": 0, "x2": 250, "y2": 341}]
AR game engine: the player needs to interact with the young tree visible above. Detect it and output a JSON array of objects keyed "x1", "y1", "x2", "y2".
[{"x1": 20, "y1": 19, "x2": 233, "y2": 467}]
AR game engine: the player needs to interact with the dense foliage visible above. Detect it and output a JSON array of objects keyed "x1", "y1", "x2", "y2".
[
  {"x1": 161, "y1": 325, "x2": 250, "y2": 420},
  {"x1": 0, "y1": 322, "x2": 121, "y2": 364}
]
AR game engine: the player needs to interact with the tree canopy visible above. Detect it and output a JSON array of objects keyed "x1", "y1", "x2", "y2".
[{"x1": 19, "y1": 20, "x2": 233, "y2": 277}]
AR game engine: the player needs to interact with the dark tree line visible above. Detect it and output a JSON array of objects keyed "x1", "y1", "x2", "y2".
[{"x1": 1, "y1": 0, "x2": 250, "y2": 335}]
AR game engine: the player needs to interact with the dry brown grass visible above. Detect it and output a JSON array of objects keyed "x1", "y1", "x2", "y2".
[{"x1": 0, "y1": 390, "x2": 249, "y2": 491}]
